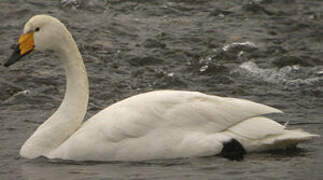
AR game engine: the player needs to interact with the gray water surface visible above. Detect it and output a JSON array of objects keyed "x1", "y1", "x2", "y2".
[{"x1": 1, "y1": 0, "x2": 322, "y2": 179}]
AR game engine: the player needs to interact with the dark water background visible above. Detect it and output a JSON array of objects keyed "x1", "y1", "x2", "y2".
[{"x1": 0, "y1": 0, "x2": 322, "y2": 179}]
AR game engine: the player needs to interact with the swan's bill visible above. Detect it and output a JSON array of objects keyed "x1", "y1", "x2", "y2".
[{"x1": 5, "y1": 32, "x2": 34, "y2": 67}]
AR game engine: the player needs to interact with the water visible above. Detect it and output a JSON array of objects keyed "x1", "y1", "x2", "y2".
[{"x1": 0, "y1": 0, "x2": 322, "y2": 179}]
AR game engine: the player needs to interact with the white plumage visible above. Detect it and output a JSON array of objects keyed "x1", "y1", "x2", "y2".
[{"x1": 9, "y1": 15, "x2": 317, "y2": 161}]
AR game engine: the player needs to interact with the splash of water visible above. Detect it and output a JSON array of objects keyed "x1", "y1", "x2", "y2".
[{"x1": 232, "y1": 61, "x2": 323, "y2": 88}]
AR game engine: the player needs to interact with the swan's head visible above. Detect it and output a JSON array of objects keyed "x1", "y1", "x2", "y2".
[{"x1": 5, "y1": 15, "x2": 70, "y2": 67}]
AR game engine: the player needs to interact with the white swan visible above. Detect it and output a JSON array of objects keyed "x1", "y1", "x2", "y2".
[{"x1": 5, "y1": 15, "x2": 318, "y2": 161}]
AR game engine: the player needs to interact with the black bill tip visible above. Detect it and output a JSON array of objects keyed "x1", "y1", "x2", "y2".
[
  {"x1": 4, "y1": 44, "x2": 21, "y2": 67},
  {"x1": 4, "y1": 44, "x2": 30, "y2": 67}
]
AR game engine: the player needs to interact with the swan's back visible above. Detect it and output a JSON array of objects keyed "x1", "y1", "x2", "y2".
[{"x1": 47, "y1": 90, "x2": 316, "y2": 161}]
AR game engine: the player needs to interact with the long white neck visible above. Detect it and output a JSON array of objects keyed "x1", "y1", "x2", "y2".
[{"x1": 20, "y1": 33, "x2": 89, "y2": 159}]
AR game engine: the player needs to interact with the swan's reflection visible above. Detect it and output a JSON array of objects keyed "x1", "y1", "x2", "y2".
[{"x1": 19, "y1": 151, "x2": 320, "y2": 180}]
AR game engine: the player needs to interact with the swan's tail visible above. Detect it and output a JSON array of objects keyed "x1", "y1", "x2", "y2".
[
  {"x1": 225, "y1": 116, "x2": 319, "y2": 152},
  {"x1": 257, "y1": 128, "x2": 318, "y2": 152}
]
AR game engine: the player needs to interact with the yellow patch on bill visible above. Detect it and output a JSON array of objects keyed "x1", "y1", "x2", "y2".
[{"x1": 18, "y1": 32, "x2": 34, "y2": 55}]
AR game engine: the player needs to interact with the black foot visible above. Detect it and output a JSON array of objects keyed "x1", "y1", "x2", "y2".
[{"x1": 220, "y1": 138, "x2": 246, "y2": 161}]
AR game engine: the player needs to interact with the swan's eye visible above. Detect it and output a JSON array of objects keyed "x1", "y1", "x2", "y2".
[{"x1": 35, "y1": 27, "x2": 40, "y2": 32}]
